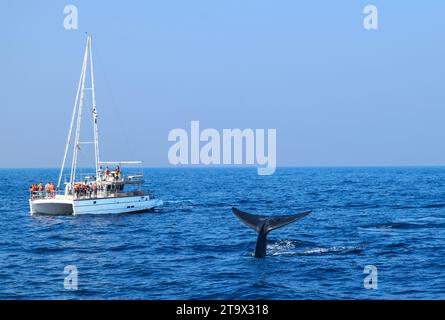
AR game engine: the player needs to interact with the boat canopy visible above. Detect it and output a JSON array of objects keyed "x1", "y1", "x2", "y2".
[{"x1": 99, "y1": 161, "x2": 143, "y2": 166}]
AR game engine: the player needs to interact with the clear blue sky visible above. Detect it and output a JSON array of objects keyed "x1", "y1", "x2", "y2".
[{"x1": 1, "y1": 1, "x2": 445, "y2": 167}]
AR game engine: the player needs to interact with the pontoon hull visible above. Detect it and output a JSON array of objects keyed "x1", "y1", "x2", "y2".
[{"x1": 29, "y1": 199, "x2": 73, "y2": 215}]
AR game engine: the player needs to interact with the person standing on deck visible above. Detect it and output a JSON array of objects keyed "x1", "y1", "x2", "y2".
[
  {"x1": 32, "y1": 184, "x2": 37, "y2": 199},
  {"x1": 29, "y1": 184, "x2": 36, "y2": 199},
  {"x1": 74, "y1": 184, "x2": 79, "y2": 199},
  {"x1": 38, "y1": 183, "x2": 43, "y2": 199},
  {"x1": 92, "y1": 182, "x2": 97, "y2": 198},
  {"x1": 45, "y1": 183, "x2": 50, "y2": 199},
  {"x1": 50, "y1": 182, "x2": 56, "y2": 198},
  {"x1": 116, "y1": 166, "x2": 121, "y2": 180},
  {"x1": 97, "y1": 166, "x2": 103, "y2": 181}
]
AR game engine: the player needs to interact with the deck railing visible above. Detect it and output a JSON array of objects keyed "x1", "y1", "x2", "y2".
[
  {"x1": 30, "y1": 171, "x2": 147, "y2": 200},
  {"x1": 62, "y1": 172, "x2": 144, "y2": 184},
  {"x1": 29, "y1": 190, "x2": 64, "y2": 200},
  {"x1": 30, "y1": 190, "x2": 147, "y2": 200}
]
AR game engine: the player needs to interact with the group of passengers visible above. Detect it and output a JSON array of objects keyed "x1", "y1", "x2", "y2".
[
  {"x1": 29, "y1": 182, "x2": 56, "y2": 199},
  {"x1": 73, "y1": 182, "x2": 98, "y2": 199},
  {"x1": 30, "y1": 165, "x2": 122, "y2": 200},
  {"x1": 97, "y1": 165, "x2": 121, "y2": 181}
]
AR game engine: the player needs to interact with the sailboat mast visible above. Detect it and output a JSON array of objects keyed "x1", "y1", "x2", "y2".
[
  {"x1": 56, "y1": 37, "x2": 89, "y2": 190},
  {"x1": 57, "y1": 35, "x2": 102, "y2": 192},
  {"x1": 88, "y1": 36, "x2": 101, "y2": 176},
  {"x1": 69, "y1": 36, "x2": 90, "y2": 185}
]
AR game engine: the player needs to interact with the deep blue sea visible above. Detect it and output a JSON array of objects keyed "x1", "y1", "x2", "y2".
[{"x1": 1, "y1": 167, "x2": 445, "y2": 299}]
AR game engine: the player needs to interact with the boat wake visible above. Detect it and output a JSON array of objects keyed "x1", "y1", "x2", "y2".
[
  {"x1": 163, "y1": 199, "x2": 194, "y2": 204},
  {"x1": 358, "y1": 220, "x2": 445, "y2": 232},
  {"x1": 266, "y1": 240, "x2": 362, "y2": 256}
]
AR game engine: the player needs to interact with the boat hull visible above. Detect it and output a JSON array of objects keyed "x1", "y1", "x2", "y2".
[
  {"x1": 29, "y1": 199, "x2": 73, "y2": 215},
  {"x1": 73, "y1": 196, "x2": 163, "y2": 215},
  {"x1": 29, "y1": 196, "x2": 163, "y2": 215}
]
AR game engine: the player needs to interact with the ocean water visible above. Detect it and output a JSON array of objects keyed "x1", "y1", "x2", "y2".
[{"x1": 0, "y1": 167, "x2": 445, "y2": 299}]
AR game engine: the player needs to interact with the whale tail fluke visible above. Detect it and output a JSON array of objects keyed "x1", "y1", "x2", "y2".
[{"x1": 232, "y1": 207, "x2": 312, "y2": 258}]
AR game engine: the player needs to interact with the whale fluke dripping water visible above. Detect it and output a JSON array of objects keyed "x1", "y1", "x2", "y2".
[{"x1": 232, "y1": 207, "x2": 312, "y2": 258}]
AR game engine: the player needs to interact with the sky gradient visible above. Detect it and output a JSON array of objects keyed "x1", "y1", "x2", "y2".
[{"x1": 1, "y1": 1, "x2": 445, "y2": 167}]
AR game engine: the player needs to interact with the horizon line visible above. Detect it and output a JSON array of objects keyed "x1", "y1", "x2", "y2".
[{"x1": 2, "y1": 164, "x2": 445, "y2": 170}]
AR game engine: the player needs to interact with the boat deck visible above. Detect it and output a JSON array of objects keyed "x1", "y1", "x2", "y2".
[{"x1": 30, "y1": 190, "x2": 145, "y2": 202}]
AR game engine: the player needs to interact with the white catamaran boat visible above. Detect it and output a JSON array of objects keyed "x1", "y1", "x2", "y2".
[{"x1": 29, "y1": 35, "x2": 163, "y2": 215}]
